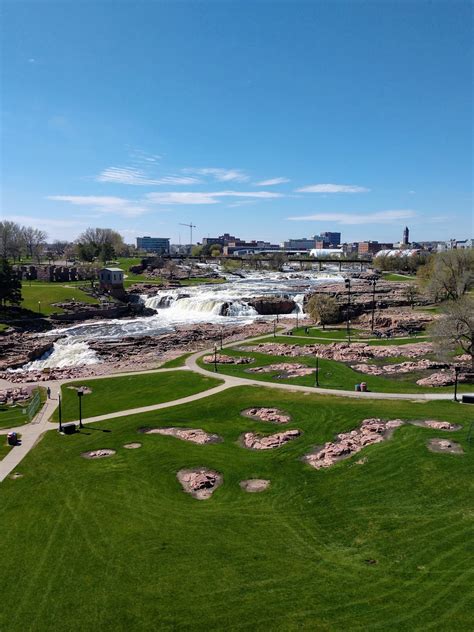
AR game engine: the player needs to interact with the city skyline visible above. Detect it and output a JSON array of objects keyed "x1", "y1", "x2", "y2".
[{"x1": 2, "y1": 2, "x2": 472, "y2": 243}]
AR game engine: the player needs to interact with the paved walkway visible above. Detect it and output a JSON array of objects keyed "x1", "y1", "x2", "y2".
[{"x1": 0, "y1": 331, "x2": 469, "y2": 483}]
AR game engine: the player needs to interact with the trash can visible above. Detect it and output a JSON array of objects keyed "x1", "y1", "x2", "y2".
[
  {"x1": 355, "y1": 384, "x2": 361, "y2": 392},
  {"x1": 361, "y1": 382, "x2": 367, "y2": 392},
  {"x1": 7, "y1": 432, "x2": 18, "y2": 446}
]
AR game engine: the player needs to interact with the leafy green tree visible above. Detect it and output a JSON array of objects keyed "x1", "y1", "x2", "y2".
[
  {"x1": 306, "y1": 294, "x2": 340, "y2": 329},
  {"x1": 0, "y1": 258, "x2": 22, "y2": 306}
]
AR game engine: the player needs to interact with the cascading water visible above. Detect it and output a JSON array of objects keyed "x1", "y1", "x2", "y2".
[
  {"x1": 25, "y1": 271, "x2": 344, "y2": 369},
  {"x1": 13, "y1": 339, "x2": 100, "y2": 372}
]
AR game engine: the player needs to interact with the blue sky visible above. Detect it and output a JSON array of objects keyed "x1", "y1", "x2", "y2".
[{"x1": 2, "y1": 1, "x2": 472, "y2": 245}]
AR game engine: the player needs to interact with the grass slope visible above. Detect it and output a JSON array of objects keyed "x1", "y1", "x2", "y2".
[
  {"x1": 201, "y1": 348, "x2": 471, "y2": 394},
  {"x1": 0, "y1": 387, "x2": 472, "y2": 630},
  {"x1": 20, "y1": 284, "x2": 99, "y2": 316},
  {"x1": 53, "y1": 371, "x2": 222, "y2": 422}
]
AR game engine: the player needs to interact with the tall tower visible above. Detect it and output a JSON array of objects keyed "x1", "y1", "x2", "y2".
[{"x1": 402, "y1": 226, "x2": 409, "y2": 246}]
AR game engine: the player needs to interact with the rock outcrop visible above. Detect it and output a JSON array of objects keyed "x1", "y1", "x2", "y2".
[
  {"x1": 141, "y1": 427, "x2": 222, "y2": 444},
  {"x1": 304, "y1": 418, "x2": 404, "y2": 469},
  {"x1": 241, "y1": 429, "x2": 301, "y2": 450},
  {"x1": 241, "y1": 407, "x2": 291, "y2": 424},
  {"x1": 202, "y1": 354, "x2": 253, "y2": 365},
  {"x1": 247, "y1": 363, "x2": 313, "y2": 378},
  {"x1": 177, "y1": 468, "x2": 222, "y2": 500},
  {"x1": 247, "y1": 296, "x2": 296, "y2": 315}
]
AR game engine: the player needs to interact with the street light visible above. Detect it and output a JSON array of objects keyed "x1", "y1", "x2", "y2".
[
  {"x1": 315, "y1": 355, "x2": 319, "y2": 387},
  {"x1": 58, "y1": 394, "x2": 63, "y2": 433},
  {"x1": 77, "y1": 389, "x2": 84, "y2": 429},
  {"x1": 273, "y1": 319, "x2": 277, "y2": 338},
  {"x1": 344, "y1": 278, "x2": 351, "y2": 344},
  {"x1": 453, "y1": 365, "x2": 460, "y2": 402},
  {"x1": 213, "y1": 344, "x2": 218, "y2": 373},
  {"x1": 220, "y1": 328, "x2": 224, "y2": 350},
  {"x1": 370, "y1": 278, "x2": 377, "y2": 332}
]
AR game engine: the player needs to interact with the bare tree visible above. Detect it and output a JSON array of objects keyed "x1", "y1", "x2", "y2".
[
  {"x1": 404, "y1": 284, "x2": 419, "y2": 309},
  {"x1": 22, "y1": 226, "x2": 47, "y2": 262},
  {"x1": 306, "y1": 294, "x2": 340, "y2": 329},
  {"x1": 418, "y1": 249, "x2": 474, "y2": 301},
  {"x1": 430, "y1": 296, "x2": 474, "y2": 369},
  {"x1": 0, "y1": 221, "x2": 23, "y2": 260}
]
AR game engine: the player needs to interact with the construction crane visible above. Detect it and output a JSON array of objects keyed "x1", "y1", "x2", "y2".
[{"x1": 179, "y1": 222, "x2": 197, "y2": 246}]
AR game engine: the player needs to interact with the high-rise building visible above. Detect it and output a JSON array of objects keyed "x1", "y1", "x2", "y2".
[
  {"x1": 402, "y1": 226, "x2": 410, "y2": 245},
  {"x1": 320, "y1": 231, "x2": 341, "y2": 247},
  {"x1": 136, "y1": 236, "x2": 170, "y2": 254}
]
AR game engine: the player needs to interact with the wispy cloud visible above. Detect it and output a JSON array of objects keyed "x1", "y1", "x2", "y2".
[
  {"x1": 255, "y1": 177, "x2": 290, "y2": 186},
  {"x1": 296, "y1": 183, "x2": 370, "y2": 193},
  {"x1": 146, "y1": 190, "x2": 282, "y2": 205},
  {"x1": 4, "y1": 214, "x2": 85, "y2": 230},
  {"x1": 183, "y1": 167, "x2": 250, "y2": 182},
  {"x1": 96, "y1": 167, "x2": 201, "y2": 186},
  {"x1": 47, "y1": 195, "x2": 149, "y2": 217},
  {"x1": 287, "y1": 210, "x2": 416, "y2": 225}
]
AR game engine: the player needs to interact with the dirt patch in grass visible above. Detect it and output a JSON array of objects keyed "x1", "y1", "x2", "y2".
[
  {"x1": 427, "y1": 438, "x2": 464, "y2": 454},
  {"x1": 177, "y1": 468, "x2": 223, "y2": 500},
  {"x1": 124, "y1": 442, "x2": 142, "y2": 449},
  {"x1": 240, "y1": 429, "x2": 301, "y2": 450},
  {"x1": 140, "y1": 427, "x2": 222, "y2": 444},
  {"x1": 241, "y1": 407, "x2": 291, "y2": 424},
  {"x1": 240, "y1": 479, "x2": 270, "y2": 493},
  {"x1": 81, "y1": 449, "x2": 116, "y2": 459}
]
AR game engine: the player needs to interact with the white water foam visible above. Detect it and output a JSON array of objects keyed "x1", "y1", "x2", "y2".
[{"x1": 17, "y1": 339, "x2": 101, "y2": 371}]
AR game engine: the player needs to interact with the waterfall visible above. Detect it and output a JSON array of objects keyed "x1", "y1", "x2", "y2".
[{"x1": 15, "y1": 339, "x2": 101, "y2": 371}]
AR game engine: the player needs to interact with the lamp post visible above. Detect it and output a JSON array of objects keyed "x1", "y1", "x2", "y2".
[
  {"x1": 453, "y1": 366, "x2": 460, "y2": 402},
  {"x1": 77, "y1": 389, "x2": 84, "y2": 429},
  {"x1": 213, "y1": 344, "x2": 218, "y2": 373},
  {"x1": 220, "y1": 328, "x2": 224, "y2": 350},
  {"x1": 315, "y1": 355, "x2": 319, "y2": 387},
  {"x1": 58, "y1": 394, "x2": 63, "y2": 433},
  {"x1": 371, "y1": 278, "x2": 377, "y2": 332},
  {"x1": 344, "y1": 278, "x2": 351, "y2": 344},
  {"x1": 273, "y1": 319, "x2": 277, "y2": 338}
]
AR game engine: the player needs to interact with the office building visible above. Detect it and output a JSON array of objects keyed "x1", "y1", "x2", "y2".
[{"x1": 136, "y1": 236, "x2": 170, "y2": 254}]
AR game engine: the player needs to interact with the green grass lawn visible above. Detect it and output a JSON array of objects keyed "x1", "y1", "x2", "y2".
[
  {"x1": 0, "y1": 386, "x2": 472, "y2": 630},
  {"x1": 52, "y1": 371, "x2": 222, "y2": 422},
  {"x1": 0, "y1": 387, "x2": 46, "y2": 429},
  {"x1": 20, "y1": 283, "x2": 99, "y2": 316},
  {"x1": 382, "y1": 273, "x2": 417, "y2": 282},
  {"x1": 200, "y1": 348, "x2": 471, "y2": 394},
  {"x1": 160, "y1": 353, "x2": 193, "y2": 368}
]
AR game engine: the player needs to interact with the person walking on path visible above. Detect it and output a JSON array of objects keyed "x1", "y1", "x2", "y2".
[{"x1": 47, "y1": 387, "x2": 51, "y2": 399}]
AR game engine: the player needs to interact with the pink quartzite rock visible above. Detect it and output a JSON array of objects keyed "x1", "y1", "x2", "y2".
[
  {"x1": 241, "y1": 429, "x2": 301, "y2": 450},
  {"x1": 247, "y1": 363, "x2": 313, "y2": 378},
  {"x1": 177, "y1": 468, "x2": 223, "y2": 500},
  {"x1": 142, "y1": 427, "x2": 222, "y2": 444},
  {"x1": 242, "y1": 407, "x2": 291, "y2": 424},
  {"x1": 304, "y1": 418, "x2": 405, "y2": 469},
  {"x1": 203, "y1": 354, "x2": 253, "y2": 365}
]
